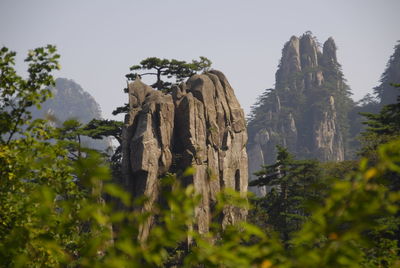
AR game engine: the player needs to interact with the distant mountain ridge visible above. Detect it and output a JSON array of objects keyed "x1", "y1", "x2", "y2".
[
  {"x1": 30, "y1": 78, "x2": 110, "y2": 151},
  {"x1": 32, "y1": 78, "x2": 102, "y2": 123}
]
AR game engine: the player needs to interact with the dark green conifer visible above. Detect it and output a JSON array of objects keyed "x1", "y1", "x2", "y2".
[{"x1": 250, "y1": 146, "x2": 322, "y2": 243}]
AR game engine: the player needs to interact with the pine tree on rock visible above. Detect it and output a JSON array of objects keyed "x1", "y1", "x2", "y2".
[{"x1": 125, "y1": 56, "x2": 212, "y2": 92}]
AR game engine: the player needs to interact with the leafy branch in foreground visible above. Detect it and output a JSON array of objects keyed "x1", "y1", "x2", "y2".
[
  {"x1": 0, "y1": 45, "x2": 60, "y2": 144},
  {"x1": 2, "y1": 130, "x2": 400, "y2": 267}
]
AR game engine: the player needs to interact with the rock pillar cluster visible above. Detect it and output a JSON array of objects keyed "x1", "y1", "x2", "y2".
[
  {"x1": 121, "y1": 70, "x2": 248, "y2": 240},
  {"x1": 247, "y1": 33, "x2": 350, "y2": 195}
]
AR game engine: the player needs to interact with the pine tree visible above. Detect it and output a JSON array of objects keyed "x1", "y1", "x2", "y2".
[
  {"x1": 250, "y1": 146, "x2": 322, "y2": 243},
  {"x1": 125, "y1": 56, "x2": 212, "y2": 92},
  {"x1": 360, "y1": 83, "x2": 400, "y2": 159},
  {"x1": 374, "y1": 41, "x2": 400, "y2": 105},
  {"x1": 83, "y1": 118, "x2": 123, "y2": 177}
]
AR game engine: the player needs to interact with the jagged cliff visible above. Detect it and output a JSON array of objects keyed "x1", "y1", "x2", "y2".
[
  {"x1": 248, "y1": 33, "x2": 353, "y2": 195},
  {"x1": 121, "y1": 70, "x2": 248, "y2": 241}
]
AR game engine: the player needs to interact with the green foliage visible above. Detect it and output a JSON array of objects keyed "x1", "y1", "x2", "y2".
[
  {"x1": 290, "y1": 140, "x2": 400, "y2": 267},
  {"x1": 320, "y1": 160, "x2": 358, "y2": 182},
  {"x1": 3, "y1": 129, "x2": 400, "y2": 267},
  {"x1": 374, "y1": 41, "x2": 400, "y2": 105},
  {"x1": 125, "y1": 56, "x2": 212, "y2": 91},
  {"x1": 350, "y1": 40, "x2": 400, "y2": 156},
  {"x1": 362, "y1": 84, "x2": 400, "y2": 136},
  {"x1": 247, "y1": 88, "x2": 277, "y2": 139},
  {"x1": 0, "y1": 45, "x2": 60, "y2": 144},
  {"x1": 112, "y1": 103, "x2": 129, "y2": 116},
  {"x1": 83, "y1": 119, "x2": 123, "y2": 144},
  {"x1": 347, "y1": 93, "x2": 381, "y2": 157},
  {"x1": 54, "y1": 119, "x2": 84, "y2": 159},
  {"x1": 83, "y1": 118, "x2": 123, "y2": 177},
  {"x1": 0, "y1": 136, "x2": 112, "y2": 267},
  {"x1": 360, "y1": 84, "x2": 400, "y2": 158},
  {"x1": 250, "y1": 146, "x2": 324, "y2": 243}
]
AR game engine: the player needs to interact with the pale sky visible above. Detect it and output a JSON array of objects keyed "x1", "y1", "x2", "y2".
[{"x1": 1, "y1": 0, "x2": 399, "y2": 120}]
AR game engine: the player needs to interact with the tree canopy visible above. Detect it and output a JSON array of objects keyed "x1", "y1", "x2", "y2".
[
  {"x1": 125, "y1": 56, "x2": 212, "y2": 91},
  {"x1": 374, "y1": 41, "x2": 400, "y2": 105},
  {"x1": 250, "y1": 146, "x2": 323, "y2": 242},
  {"x1": 360, "y1": 84, "x2": 400, "y2": 158}
]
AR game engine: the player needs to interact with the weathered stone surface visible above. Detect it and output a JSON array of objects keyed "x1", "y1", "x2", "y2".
[
  {"x1": 313, "y1": 96, "x2": 344, "y2": 161},
  {"x1": 121, "y1": 70, "x2": 248, "y2": 240}
]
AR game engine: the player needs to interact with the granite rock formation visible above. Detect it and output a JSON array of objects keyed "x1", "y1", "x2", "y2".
[
  {"x1": 248, "y1": 33, "x2": 352, "y2": 196},
  {"x1": 121, "y1": 70, "x2": 248, "y2": 241}
]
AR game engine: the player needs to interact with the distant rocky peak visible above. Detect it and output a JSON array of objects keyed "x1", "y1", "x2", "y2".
[
  {"x1": 299, "y1": 33, "x2": 319, "y2": 69},
  {"x1": 322, "y1": 37, "x2": 337, "y2": 63},
  {"x1": 276, "y1": 33, "x2": 326, "y2": 91},
  {"x1": 55, "y1": 78, "x2": 84, "y2": 95},
  {"x1": 279, "y1": 36, "x2": 301, "y2": 74},
  {"x1": 248, "y1": 33, "x2": 352, "y2": 195},
  {"x1": 29, "y1": 77, "x2": 110, "y2": 151},
  {"x1": 275, "y1": 33, "x2": 346, "y2": 94}
]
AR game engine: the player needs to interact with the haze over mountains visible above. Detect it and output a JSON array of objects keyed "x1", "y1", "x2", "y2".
[{"x1": 30, "y1": 78, "x2": 110, "y2": 151}]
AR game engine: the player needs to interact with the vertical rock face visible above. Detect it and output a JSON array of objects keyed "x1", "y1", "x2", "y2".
[
  {"x1": 312, "y1": 96, "x2": 343, "y2": 161},
  {"x1": 121, "y1": 70, "x2": 248, "y2": 240},
  {"x1": 248, "y1": 33, "x2": 351, "y2": 195}
]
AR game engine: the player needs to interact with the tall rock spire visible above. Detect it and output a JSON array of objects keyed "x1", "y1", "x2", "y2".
[
  {"x1": 275, "y1": 36, "x2": 301, "y2": 90},
  {"x1": 248, "y1": 33, "x2": 352, "y2": 195},
  {"x1": 322, "y1": 37, "x2": 337, "y2": 63},
  {"x1": 121, "y1": 70, "x2": 248, "y2": 241}
]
